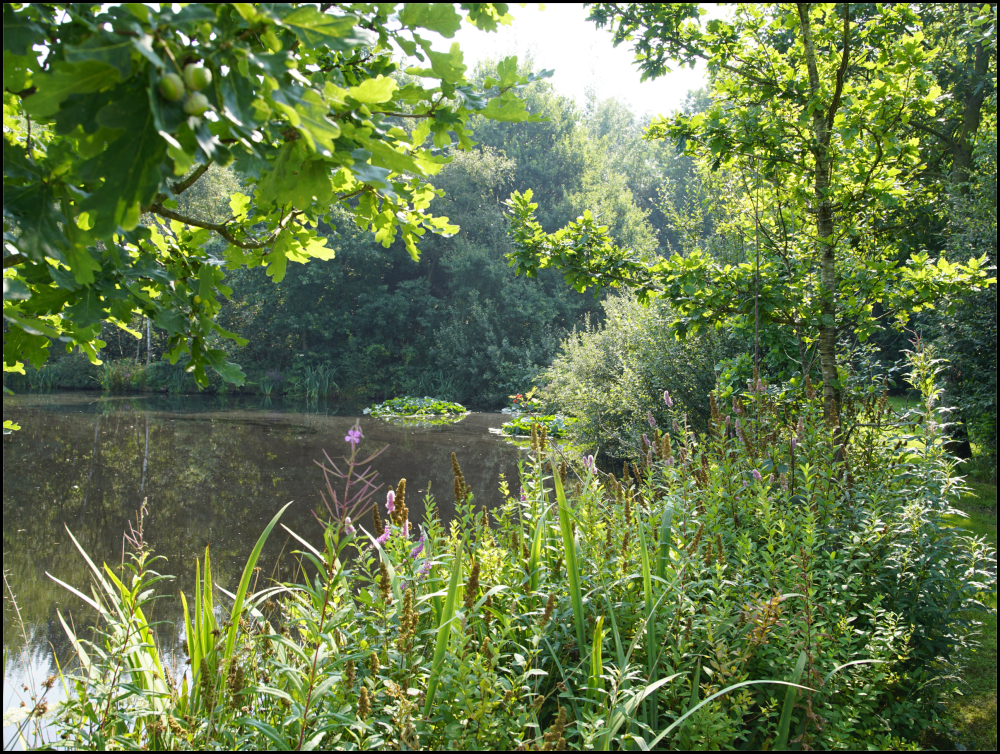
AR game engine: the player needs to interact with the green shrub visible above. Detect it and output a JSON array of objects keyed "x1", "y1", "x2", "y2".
[
  {"x1": 541, "y1": 293, "x2": 736, "y2": 459},
  {"x1": 41, "y1": 353, "x2": 993, "y2": 750}
]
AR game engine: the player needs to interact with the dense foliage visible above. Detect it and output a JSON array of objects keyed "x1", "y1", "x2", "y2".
[
  {"x1": 507, "y1": 2, "x2": 996, "y2": 423},
  {"x1": 3, "y1": 2, "x2": 549, "y2": 387},
  {"x1": 25, "y1": 352, "x2": 994, "y2": 750},
  {"x1": 539, "y1": 293, "x2": 734, "y2": 458}
]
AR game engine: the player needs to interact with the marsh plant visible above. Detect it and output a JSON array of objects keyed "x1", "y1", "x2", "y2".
[
  {"x1": 36, "y1": 353, "x2": 995, "y2": 750},
  {"x1": 97, "y1": 359, "x2": 148, "y2": 393},
  {"x1": 256, "y1": 369, "x2": 283, "y2": 397},
  {"x1": 292, "y1": 364, "x2": 338, "y2": 400}
]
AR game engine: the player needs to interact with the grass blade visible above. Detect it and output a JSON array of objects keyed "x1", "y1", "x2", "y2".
[
  {"x1": 528, "y1": 506, "x2": 547, "y2": 594},
  {"x1": 774, "y1": 650, "x2": 807, "y2": 750},
  {"x1": 224, "y1": 501, "x2": 293, "y2": 658},
  {"x1": 655, "y1": 505, "x2": 673, "y2": 582},
  {"x1": 553, "y1": 470, "x2": 587, "y2": 657},
  {"x1": 588, "y1": 614, "x2": 605, "y2": 703},
  {"x1": 636, "y1": 513, "x2": 656, "y2": 728},
  {"x1": 643, "y1": 678, "x2": 815, "y2": 750},
  {"x1": 424, "y1": 537, "x2": 464, "y2": 718}
]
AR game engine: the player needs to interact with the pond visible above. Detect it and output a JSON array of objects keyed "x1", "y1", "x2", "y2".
[{"x1": 2, "y1": 391, "x2": 525, "y2": 736}]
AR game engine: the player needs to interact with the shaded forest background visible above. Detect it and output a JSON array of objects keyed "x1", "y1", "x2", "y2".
[{"x1": 16, "y1": 53, "x2": 997, "y2": 471}]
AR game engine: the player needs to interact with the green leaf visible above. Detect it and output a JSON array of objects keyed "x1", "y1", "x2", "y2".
[
  {"x1": 205, "y1": 348, "x2": 246, "y2": 385},
  {"x1": 278, "y1": 6, "x2": 373, "y2": 51},
  {"x1": 63, "y1": 286, "x2": 107, "y2": 326},
  {"x1": 80, "y1": 92, "x2": 168, "y2": 236},
  {"x1": 229, "y1": 193, "x2": 251, "y2": 221},
  {"x1": 3, "y1": 49, "x2": 30, "y2": 91},
  {"x1": 399, "y1": 4, "x2": 463, "y2": 37},
  {"x1": 263, "y1": 240, "x2": 289, "y2": 282},
  {"x1": 3, "y1": 310, "x2": 62, "y2": 338},
  {"x1": 2, "y1": 4, "x2": 46, "y2": 57},
  {"x1": 407, "y1": 43, "x2": 467, "y2": 82},
  {"x1": 293, "y1": 90, "x2": 342, "y2": 155},
  {"x1": 347, "y1": 75, "x2": 398, "y2": 104},
  {"x1": 3, "y1": 278, "x2": 30, "y2": 301},
  {"x1": 23, "y1": 60, "x2": 121, "y2": 119},
  {"x1": 3, "y1": 183, "x2": 67, "y2": 261},
  {"x1": 65, "y1": 32, "x2": 133, "y2": 80}
]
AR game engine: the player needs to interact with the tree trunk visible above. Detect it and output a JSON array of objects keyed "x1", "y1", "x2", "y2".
[
  {"x1": 951, "y1": 5, "x2": 990, "y2": 189},
  {"x1": 798, "y1": 3, "x2": 845, "y2": 422}
]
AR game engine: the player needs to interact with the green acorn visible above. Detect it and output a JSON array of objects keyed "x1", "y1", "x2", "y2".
[
  {"x1": 158, "y1": 73, "x2": 185, "y2": 102},
  {"x1": 183, "y1": 92, "x2": 210, "y2": 116},
  {"x1": 184, "y1": 63, "x2": 212, "y2": 91}
]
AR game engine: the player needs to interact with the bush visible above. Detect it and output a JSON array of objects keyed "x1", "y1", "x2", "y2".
[
  {"x1": 540, "y1": 293, "x2": 736, "y2": 460},
  {"x1": 41, "y1": 354, "x2": 993, "y2": 750}
]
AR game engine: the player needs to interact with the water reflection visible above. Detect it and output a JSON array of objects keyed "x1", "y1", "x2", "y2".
[{"x1": 2, "y1": 391, "x2": 523, "y2": 714}]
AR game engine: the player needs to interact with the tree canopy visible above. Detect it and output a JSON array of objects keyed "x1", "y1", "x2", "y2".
[
  {"x1": 3, "y1": 2, "x2": 548, "y2": 386},
  {"x1": 507, "y1": 2, "x2": 996, "y2": 418}
]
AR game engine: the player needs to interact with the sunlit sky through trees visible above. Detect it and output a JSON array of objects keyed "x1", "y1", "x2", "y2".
[{"x1": 449, "y1": 3, "x2": 714, "y2": 118}]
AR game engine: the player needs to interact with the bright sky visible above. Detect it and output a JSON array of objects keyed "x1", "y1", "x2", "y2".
[{"x1": 449, "y1": 3, "x2": 710, "y2": 121}]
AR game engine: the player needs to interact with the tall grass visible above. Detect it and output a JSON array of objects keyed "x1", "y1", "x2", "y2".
[{"x1": 33, "y1": 353, "x2": 996, "y2": 750}]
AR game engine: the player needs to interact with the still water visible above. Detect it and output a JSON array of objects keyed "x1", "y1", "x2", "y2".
[{"x1": 2, "y1": 391, "x2": 524, "y2": 733}]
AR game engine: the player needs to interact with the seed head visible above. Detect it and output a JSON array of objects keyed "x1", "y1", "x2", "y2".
[
  {"x1": 464, "y1": 559, "x2": 480, "y2": 612},
  {"x1": 540, "y1": 593, "x2": 556, "y2": 626},
  {"x1": 358, "y1": 686, "x2": 371, "y2": 720},
  {"x1": 541, "y1": 706, "x2": 567, "y2": 751},
  {"x1": 378, "y1": 560, "x2": 392, "y2": 604}
]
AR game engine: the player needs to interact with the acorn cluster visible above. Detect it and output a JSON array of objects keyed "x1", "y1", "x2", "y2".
[{"x1": 158, "y1": 63, "x2": 213, "y2": 117}]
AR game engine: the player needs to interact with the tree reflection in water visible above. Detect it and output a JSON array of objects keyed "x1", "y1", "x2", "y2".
[{"x1": 2, "y1": 392, "x2": 522, "y2": 697}]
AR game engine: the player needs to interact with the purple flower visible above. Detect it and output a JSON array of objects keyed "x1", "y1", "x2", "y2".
[
  {"x1": 417, "y1": 560, "x2": 432, "y2": 578},
  {"x1": 344, "y1": 516, "x2": 356, "y2": 536},
  {"x1": 663, "y1": 390, "x2": 673, "y2": 408},
  {"x1": 376, "y1": 524, "x2": 391, "y2": 546},
  {"x1": 410, "y1": 542, "x2": 424, "y2": 559},
  {"x1": 520, "y1": 488, "x2": 528, "y2": 503},
  {"x1": 642, "y1": 433, "x2": 651, "y2": 448},
  {"x1": 751, "y1": 469, "x2": 762, "y2": 482},
  {"x1": 386, "y1": 489, "x2": 396, "y2": 513},
  {"x1": 733, "y1": 396, "x2": 743, "y2": 415},
  {"x1": 345, "y1": 425, "x2": 363, "y2": 446},
  {"x1": 790, "y1": 436, "x2": 798, "y2": 452},
  {"x1": 583, "y1": 455, "x2": 595, "y2": 472},
  {"x1": 647, "y1": 410, "x2": 657, "y2": 428}
]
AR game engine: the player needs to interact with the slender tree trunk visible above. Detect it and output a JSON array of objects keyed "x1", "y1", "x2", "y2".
[
  {"x1": 145, "y1": 317, "x2": 151, "y2": 366},
  {"x1": 951, "y1": 5, "x2": 990, "y2": 189},
  {"x1": 798, "y1": 3, "x2": 845, "y2": 422}
]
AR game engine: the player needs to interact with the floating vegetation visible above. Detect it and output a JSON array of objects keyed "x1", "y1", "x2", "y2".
[
  {"x1": 365, "y1": 396, "x2": 468, "y2": 423},
  {"x1": 500, "y1": 414, "x2": 578, "y2": 438}
]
